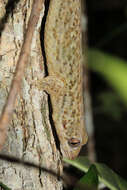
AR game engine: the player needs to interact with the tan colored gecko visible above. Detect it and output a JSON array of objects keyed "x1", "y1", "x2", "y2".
[{"x1": 38, "y1": 0, "x2": 88, "y2": 159}]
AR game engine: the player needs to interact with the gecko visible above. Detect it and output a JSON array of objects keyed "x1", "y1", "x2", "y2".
[{"x1": 38, "y1": 0, "x2": 88, "y2": 159}]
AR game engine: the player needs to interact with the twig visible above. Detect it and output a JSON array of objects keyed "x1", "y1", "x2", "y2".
[
  {"x1": 0, "y1": 0, "x2": 44, "y2": 150},
  {"x1": 83, "y1": 63, "x2": 96, "y2": 162},
  {"x1": 0, "y1": 153, "x2": 60, "y2": 178},
  {"x1": 81, "y1": 0, "x2": 96, "y2": 162},
  {"x1": 0, "y1": 153, "x2": 95, "y2": 190}
]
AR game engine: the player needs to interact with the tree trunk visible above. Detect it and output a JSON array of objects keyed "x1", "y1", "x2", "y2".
[{"x1": 0, "y1": 0, "x2": 63, "y2": 189}]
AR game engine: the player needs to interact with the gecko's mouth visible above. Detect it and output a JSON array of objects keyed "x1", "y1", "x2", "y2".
[{"x1": 68, "y1": 138, "x2": 81, "y2": 148}]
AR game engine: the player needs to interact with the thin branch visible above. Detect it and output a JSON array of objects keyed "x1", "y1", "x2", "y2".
[
  {"x1": 0, "y1": 0, "x2": 44, "y2": 150},
  {"x1": 81, "y1": 0, "x2": 96, "y2": 162},
  {"x1": 0, "y1": 153, "x2": 60, "y2": 178},
  {"x1": 0, "y1": 153, "x2": 95, "y2": 190}
]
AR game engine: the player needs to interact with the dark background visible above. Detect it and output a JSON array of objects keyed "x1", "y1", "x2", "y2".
[{"x1": 86, "y1": 0, "x2": 127, "y2": 180}]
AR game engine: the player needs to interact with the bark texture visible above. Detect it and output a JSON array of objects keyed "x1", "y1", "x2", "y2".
[{"x1": 0, "y1": 0, "x2": 63, "y2": 189}]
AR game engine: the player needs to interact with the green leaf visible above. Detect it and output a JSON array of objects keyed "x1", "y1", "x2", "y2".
[
  {"x1": 0, "y1": 182, "x2": 12, "y2": 190},
  {"x1": 95, "y1": 163, "x2": 127, "y2": 190},
  {"x1": 74, "y1": 165, "x2": 98, "y2": 190},
  {"x1": 63, "y1": 156, "x2": 91, "y2": 173},
  {"x1": 63, "y1": 156, "x2": 127, "y2": 190},
  {"x1": 87, "y1": 49, "x2": 127, "y2": 104}
]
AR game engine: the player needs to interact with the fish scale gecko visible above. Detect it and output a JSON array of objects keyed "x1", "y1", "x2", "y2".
[{"x1": 37, "y1": 0, "x2": 88, "y2": 159}]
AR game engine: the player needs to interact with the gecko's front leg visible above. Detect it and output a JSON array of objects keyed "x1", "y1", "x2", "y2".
[{"x1": 36, "y1": 75, "x2": 65, "y2": 97}]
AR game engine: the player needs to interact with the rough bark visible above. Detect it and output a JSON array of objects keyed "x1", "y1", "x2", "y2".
[{"x1": 0, "y1": 0, "x2": 63, "y2": 189}]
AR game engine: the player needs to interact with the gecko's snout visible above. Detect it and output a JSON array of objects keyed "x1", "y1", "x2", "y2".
[{"x1": 68, "y1": 138, "x2": 81, "y2": 148}]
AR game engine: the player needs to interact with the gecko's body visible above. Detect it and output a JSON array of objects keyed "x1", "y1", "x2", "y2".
[{"x1": 42, "y1": 0, "x2": 88, "y2": 159}]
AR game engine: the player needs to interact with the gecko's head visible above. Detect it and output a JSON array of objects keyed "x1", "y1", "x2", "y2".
[
  {"x1": 58, "y1": 112, "x2": 88, "y2": 159},
  {"x1": 53, "y1": 93, "x2": 88, "y2": 159},
  {"x1": 61, "y1": 132, "x2": 88, "y2": 160}
]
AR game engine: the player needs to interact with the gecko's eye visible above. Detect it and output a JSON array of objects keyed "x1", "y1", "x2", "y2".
[{"x1": 68, "y1": 138, "x2": 81, "y2": 148}]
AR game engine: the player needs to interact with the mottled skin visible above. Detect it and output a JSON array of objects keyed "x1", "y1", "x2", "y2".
[{"x1": 41, "y1": 0, "x2": 88, "y2": 159}]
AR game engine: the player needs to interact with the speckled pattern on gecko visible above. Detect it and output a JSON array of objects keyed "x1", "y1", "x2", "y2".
[{"x1": 40, "y1": 0, "x2": 88, "y2": 159}]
